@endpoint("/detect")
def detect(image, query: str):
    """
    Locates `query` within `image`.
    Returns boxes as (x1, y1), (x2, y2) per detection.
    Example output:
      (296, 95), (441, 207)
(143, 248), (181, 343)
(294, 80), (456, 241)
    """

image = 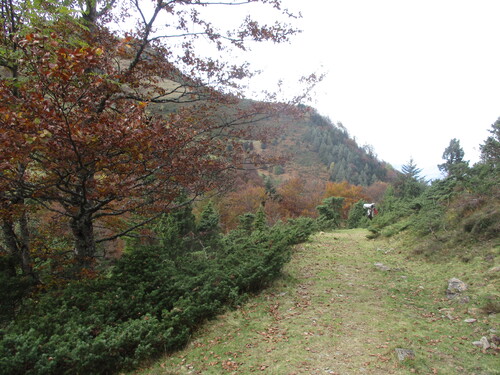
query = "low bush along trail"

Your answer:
(133, 229), (499, 375)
